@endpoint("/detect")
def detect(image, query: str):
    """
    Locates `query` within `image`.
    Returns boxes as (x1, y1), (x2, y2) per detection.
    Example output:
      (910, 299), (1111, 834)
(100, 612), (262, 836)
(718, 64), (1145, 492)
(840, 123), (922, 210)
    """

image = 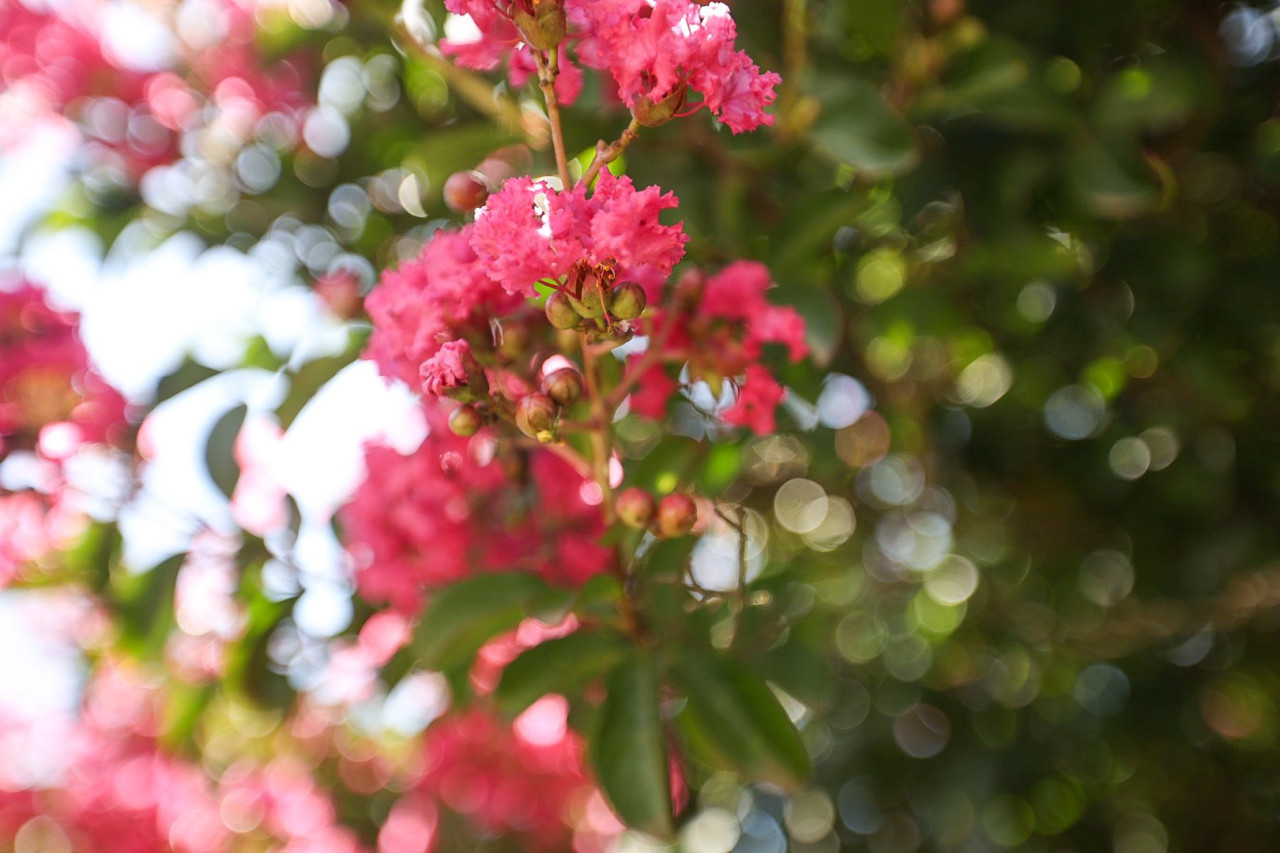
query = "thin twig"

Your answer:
(534, 49), (572, 187)
(605, 305), (682, 410)
(579, 118), (642, 188)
